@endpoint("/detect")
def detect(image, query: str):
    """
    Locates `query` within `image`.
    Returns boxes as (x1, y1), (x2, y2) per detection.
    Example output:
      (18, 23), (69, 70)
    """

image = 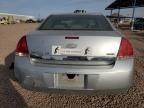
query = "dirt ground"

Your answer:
(0, 23), (144, 108)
